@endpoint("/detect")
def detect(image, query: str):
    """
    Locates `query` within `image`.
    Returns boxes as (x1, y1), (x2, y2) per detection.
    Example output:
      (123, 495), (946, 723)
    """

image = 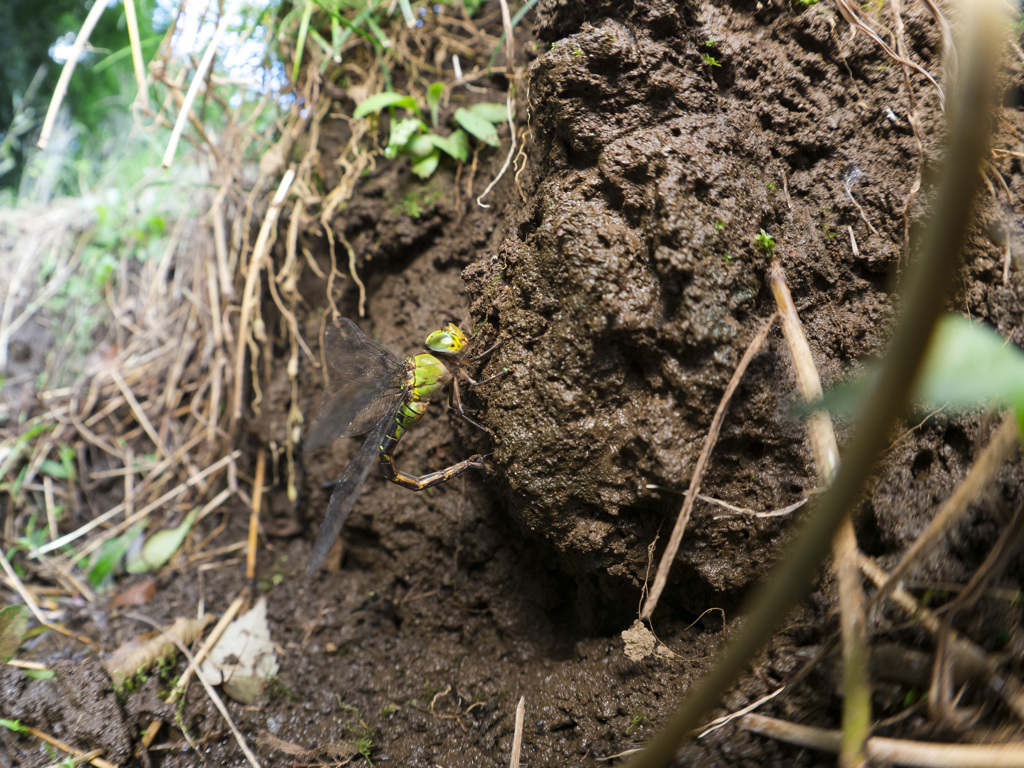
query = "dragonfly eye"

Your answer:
(425, 324), (467, 354)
